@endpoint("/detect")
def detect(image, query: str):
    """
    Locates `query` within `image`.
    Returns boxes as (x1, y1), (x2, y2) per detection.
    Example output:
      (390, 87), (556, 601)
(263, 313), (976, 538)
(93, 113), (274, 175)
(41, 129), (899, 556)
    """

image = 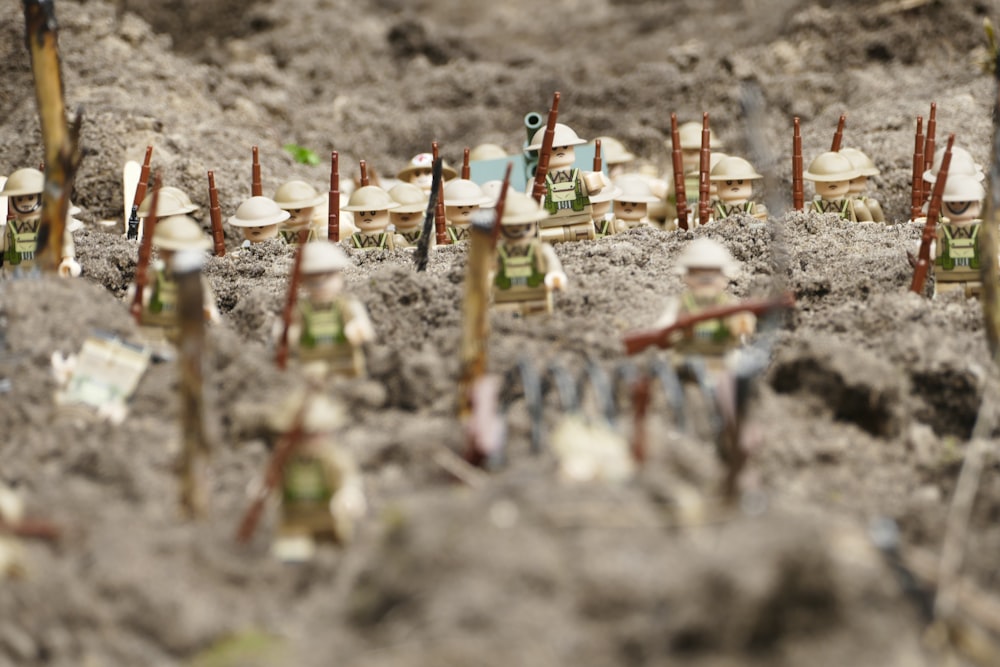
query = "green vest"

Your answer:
(447, 225), (470, 243)
(350, 231), (388, 250)
(282, 455), (333, 505)
(148, 268), (177, 315)
(714, 201), (754, 219)
(4, 215), (41, 267)
(495, 243), (545, 290)
(680, 292), (732, 344)
(299, 300), (348, 349)
(280, 227), (316, 245)
(544, 169), (589, 215)
(811, 198), (851, 220)
(936, 223), (980, 271)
